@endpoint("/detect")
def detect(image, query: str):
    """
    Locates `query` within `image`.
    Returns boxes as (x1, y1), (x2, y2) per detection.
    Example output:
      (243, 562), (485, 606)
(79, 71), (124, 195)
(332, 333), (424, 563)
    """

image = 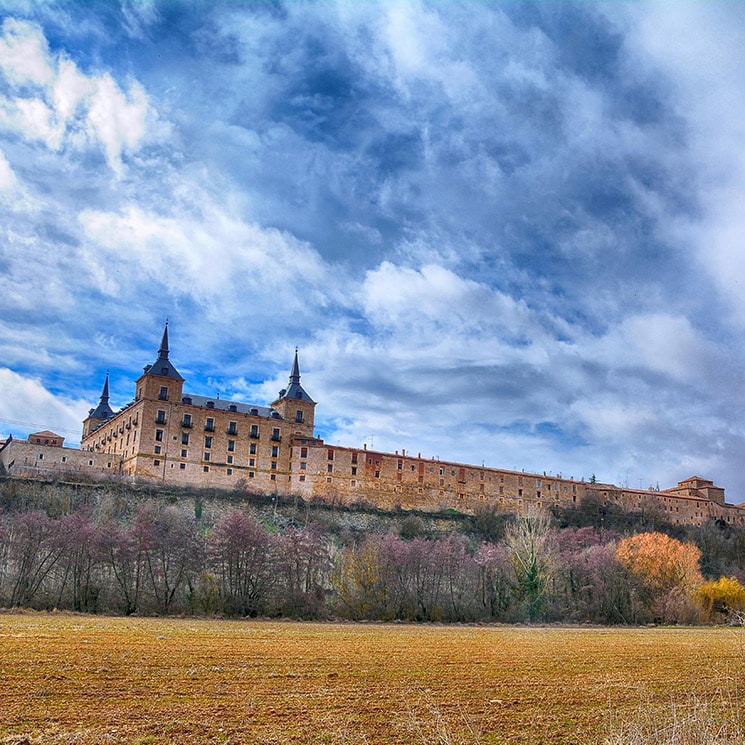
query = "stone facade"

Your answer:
(287, 438), (745, 527)
(80, 324), (315, 495)
(3, 323), (744, 528)
(0, 438), (118, 480)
